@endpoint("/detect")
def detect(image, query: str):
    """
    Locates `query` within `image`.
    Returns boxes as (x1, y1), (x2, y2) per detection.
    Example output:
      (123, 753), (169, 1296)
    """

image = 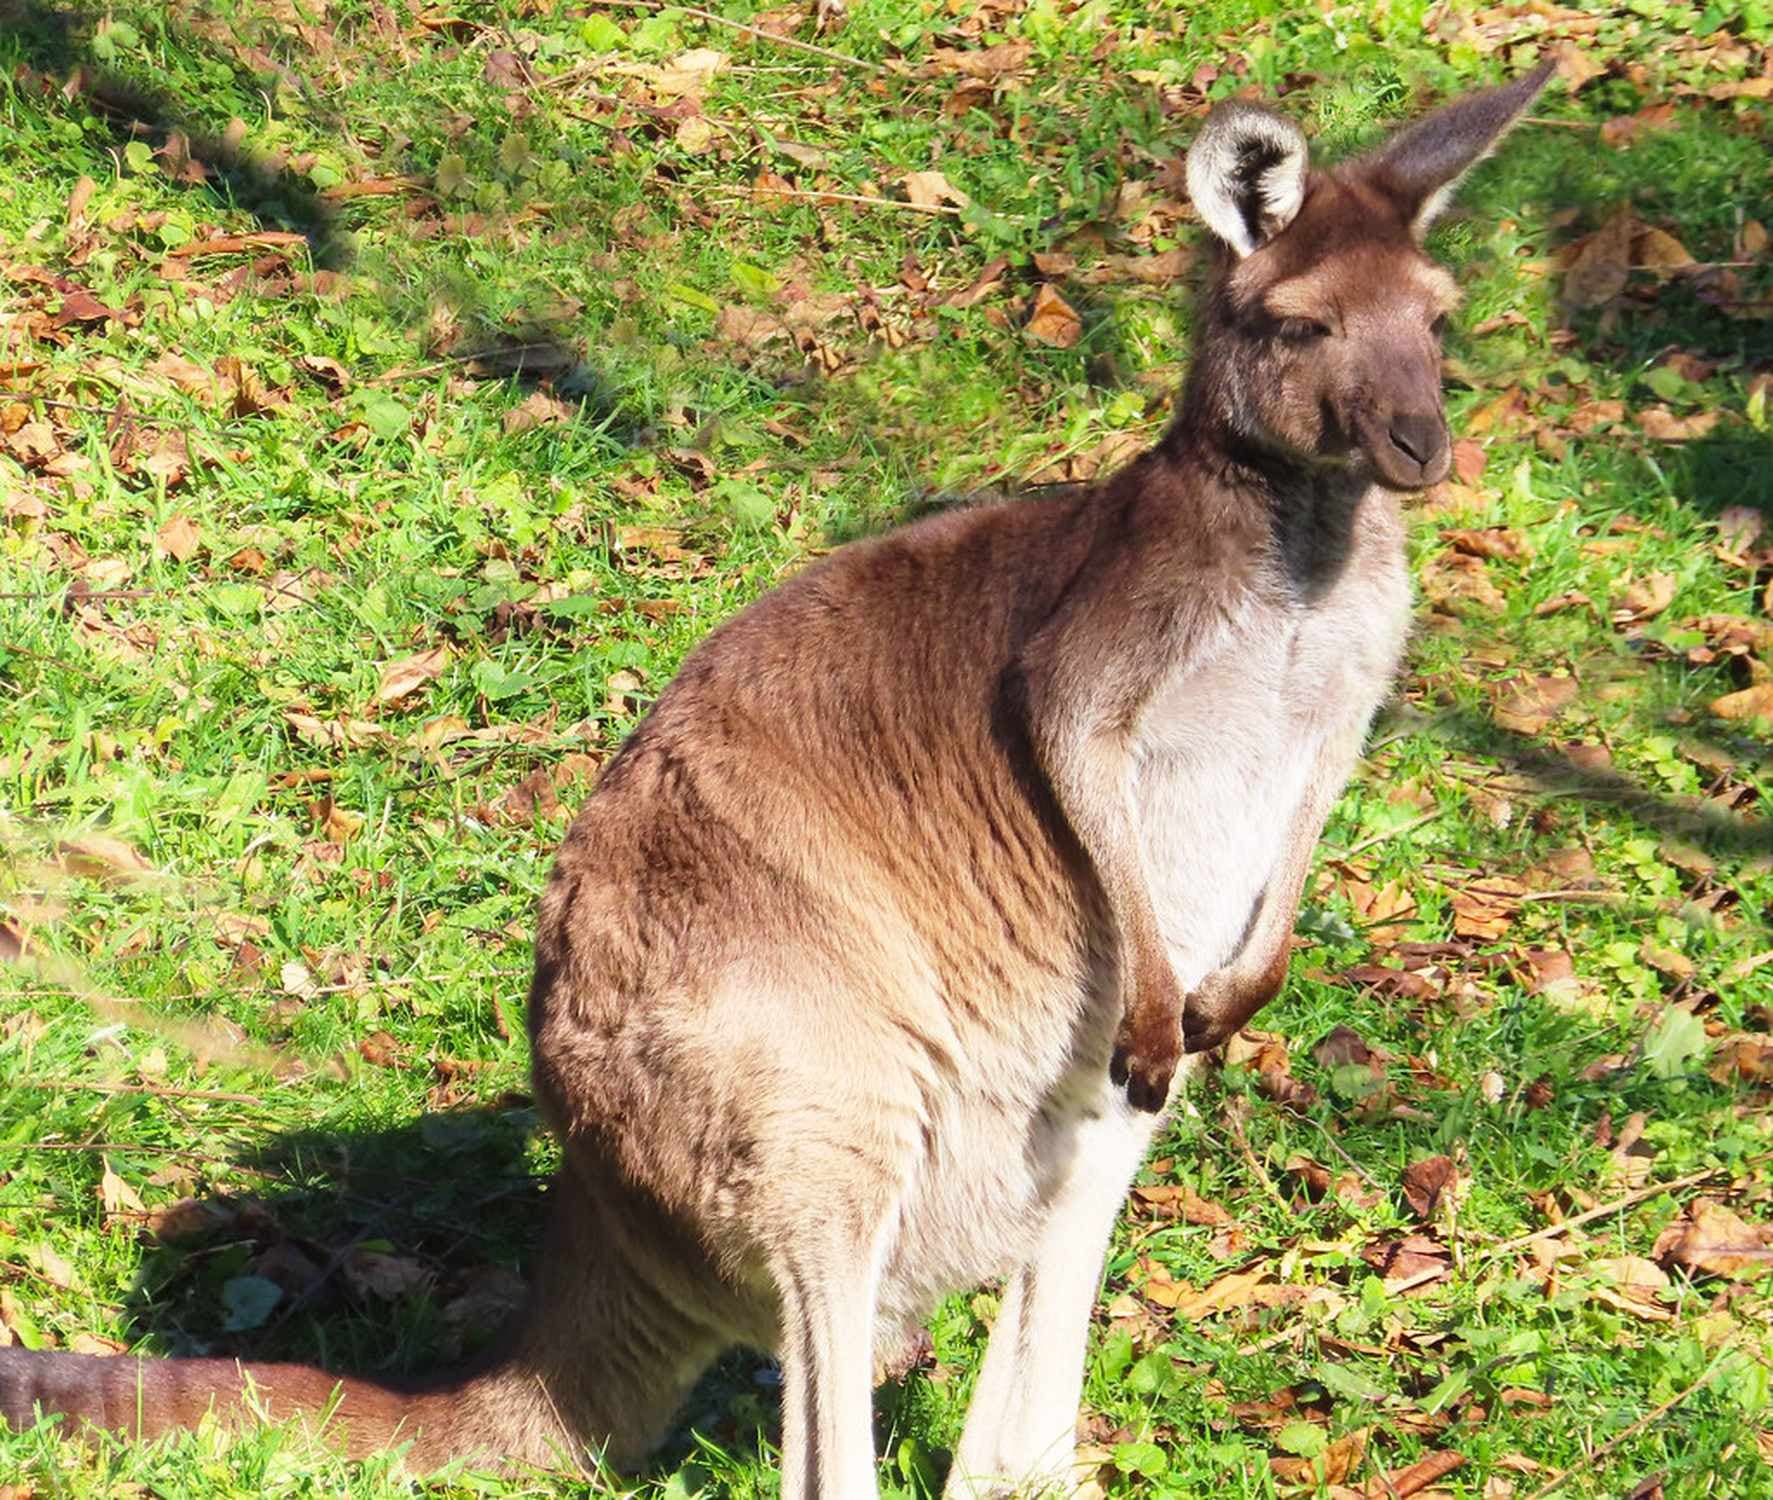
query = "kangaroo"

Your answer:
(2, 62), (1552, 1498)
